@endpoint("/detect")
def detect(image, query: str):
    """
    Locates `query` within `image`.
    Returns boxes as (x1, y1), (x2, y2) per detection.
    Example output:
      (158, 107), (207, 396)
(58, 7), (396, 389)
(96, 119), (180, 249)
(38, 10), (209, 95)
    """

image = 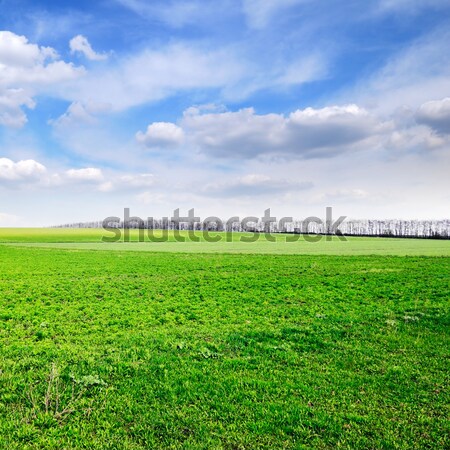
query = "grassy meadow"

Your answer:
(0, 228), (449, 255)
(0, 229), (449, 449)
